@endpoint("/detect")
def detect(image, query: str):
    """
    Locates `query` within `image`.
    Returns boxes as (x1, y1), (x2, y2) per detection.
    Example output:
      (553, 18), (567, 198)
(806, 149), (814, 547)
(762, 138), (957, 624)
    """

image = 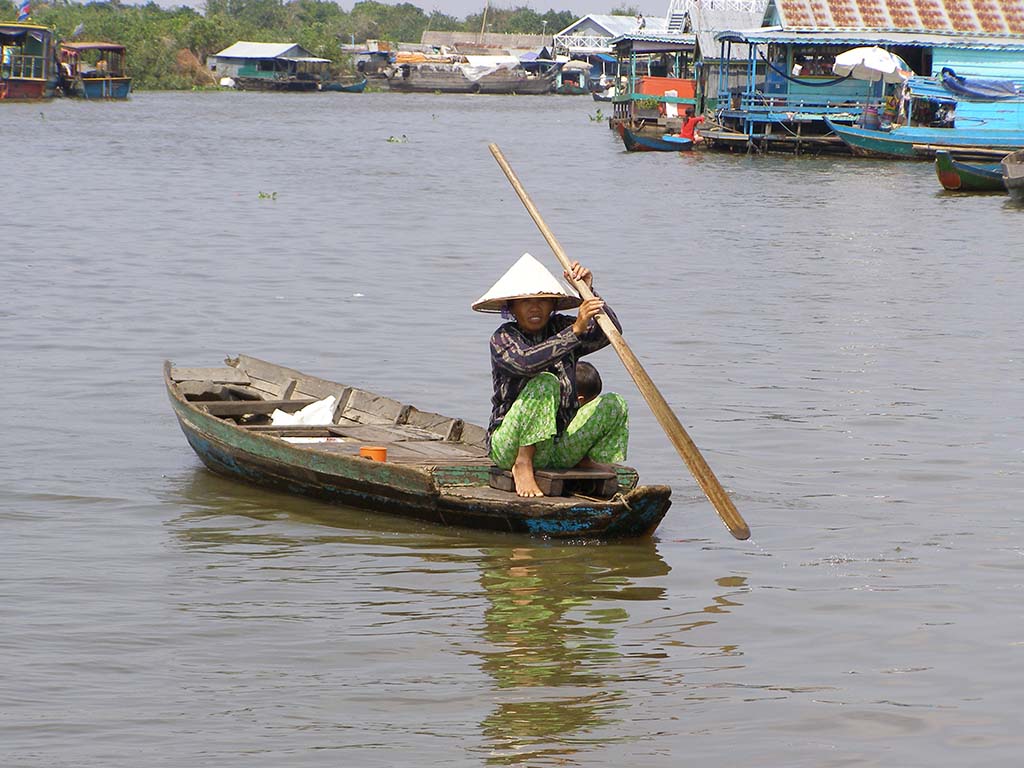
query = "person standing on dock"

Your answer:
(473, 254), (629, 498)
